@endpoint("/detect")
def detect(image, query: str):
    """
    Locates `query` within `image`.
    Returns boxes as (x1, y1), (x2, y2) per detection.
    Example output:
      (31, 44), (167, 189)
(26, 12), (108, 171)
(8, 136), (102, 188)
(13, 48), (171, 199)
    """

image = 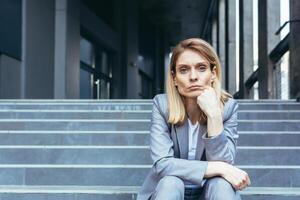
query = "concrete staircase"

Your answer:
(0, 99), (299, 200)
